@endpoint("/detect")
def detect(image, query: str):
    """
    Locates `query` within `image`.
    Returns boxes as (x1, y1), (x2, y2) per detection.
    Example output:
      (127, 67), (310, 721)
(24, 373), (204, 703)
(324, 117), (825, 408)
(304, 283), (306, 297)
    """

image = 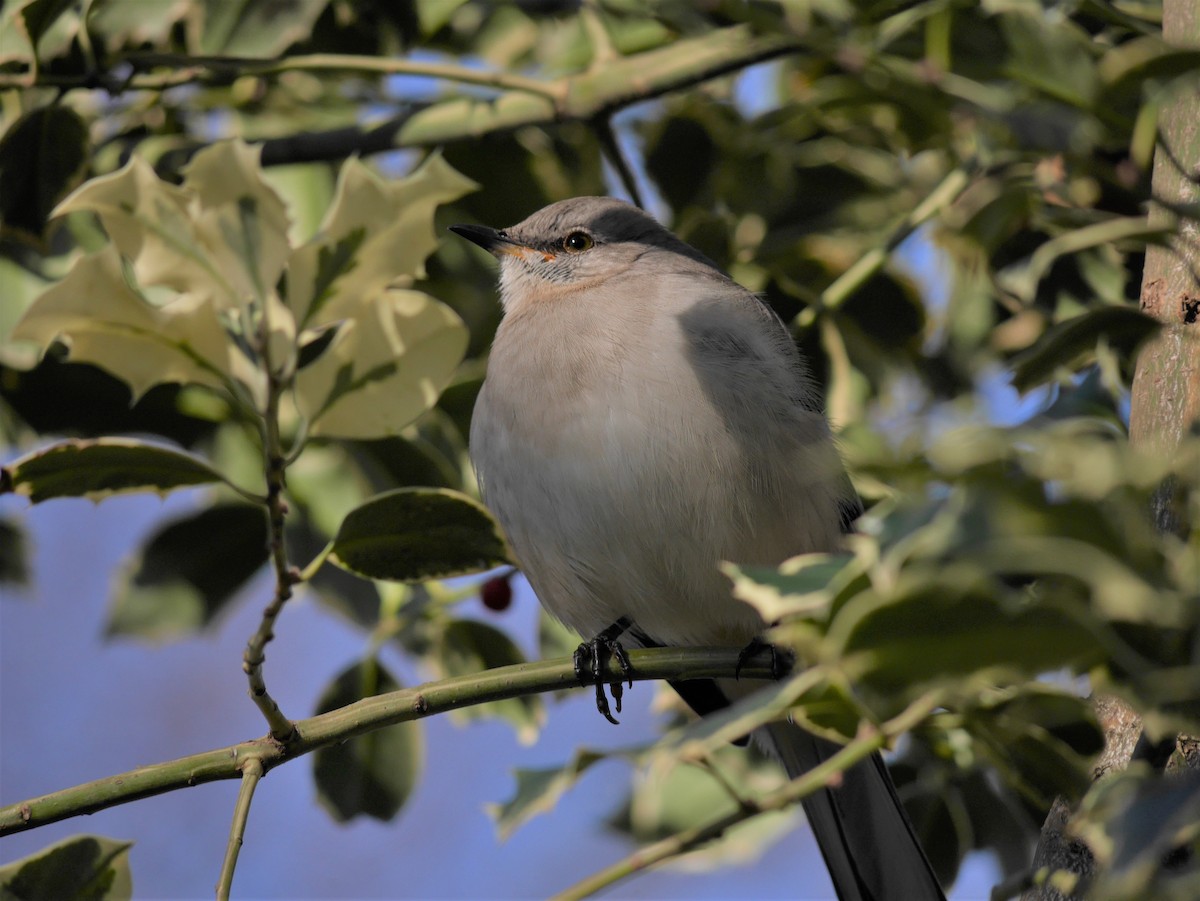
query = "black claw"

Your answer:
(737, 637), (794, 680)
(575, 618), (636, 725)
